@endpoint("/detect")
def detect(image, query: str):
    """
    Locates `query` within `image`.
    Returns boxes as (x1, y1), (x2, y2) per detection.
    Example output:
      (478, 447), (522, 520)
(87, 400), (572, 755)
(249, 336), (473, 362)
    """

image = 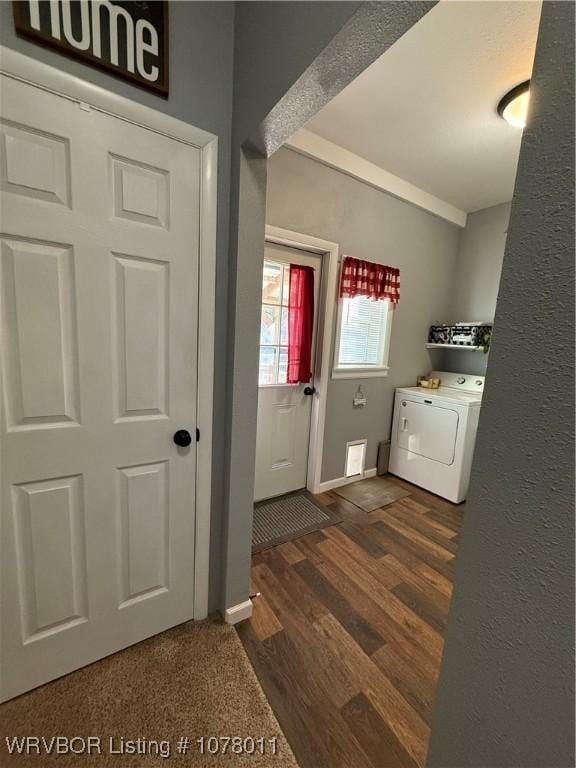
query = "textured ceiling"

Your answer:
(304, 0), (542, 213)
